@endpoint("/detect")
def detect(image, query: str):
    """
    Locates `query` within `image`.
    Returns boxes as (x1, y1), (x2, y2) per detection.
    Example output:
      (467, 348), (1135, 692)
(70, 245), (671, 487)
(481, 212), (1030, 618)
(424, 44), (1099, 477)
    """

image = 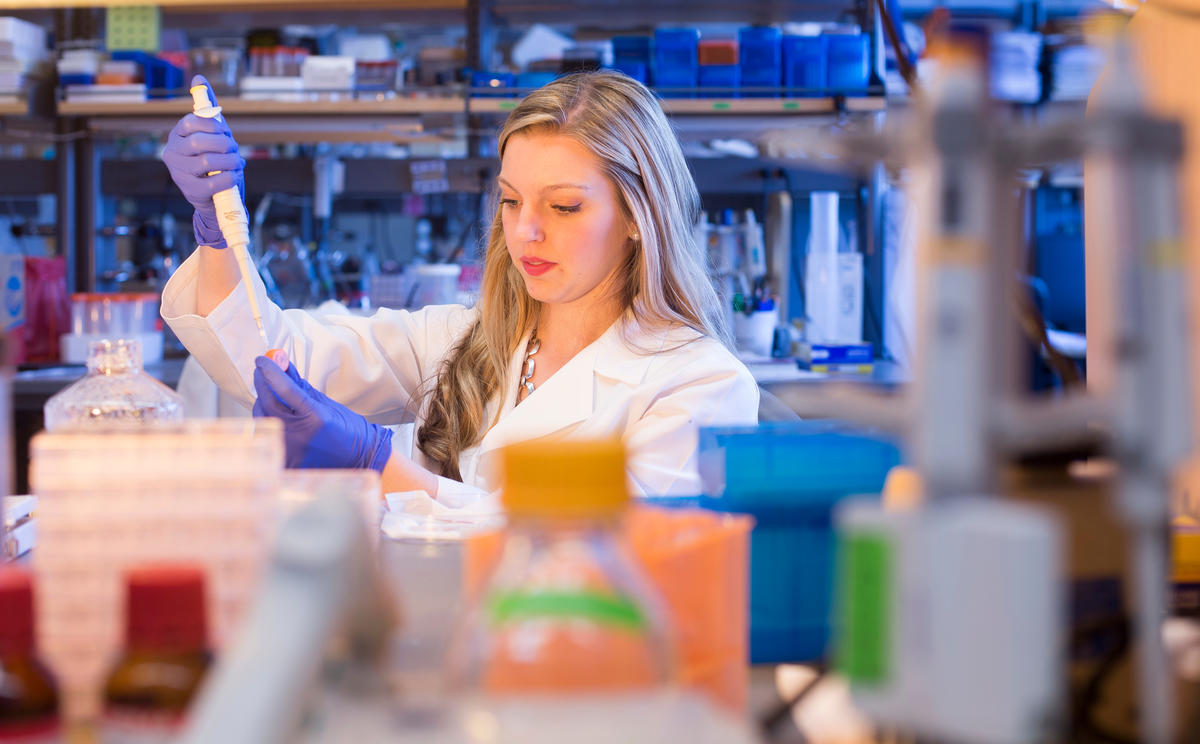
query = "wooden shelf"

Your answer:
(471, 96), (887, 115)
(4, 0), (461, 8)
(0, 102), (29, 117)
(59, 93), (886, 118)
(59, 95), (466, 117)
